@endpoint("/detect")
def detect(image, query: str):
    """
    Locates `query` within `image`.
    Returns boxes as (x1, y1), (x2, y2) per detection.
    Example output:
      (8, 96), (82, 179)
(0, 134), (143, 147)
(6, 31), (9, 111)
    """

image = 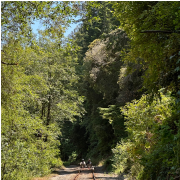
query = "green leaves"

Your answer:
(111, 92), (179, 179)
(1, 1), (80, 43)
(1, 17), (85, 179)
(111, 1), (180, 97)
